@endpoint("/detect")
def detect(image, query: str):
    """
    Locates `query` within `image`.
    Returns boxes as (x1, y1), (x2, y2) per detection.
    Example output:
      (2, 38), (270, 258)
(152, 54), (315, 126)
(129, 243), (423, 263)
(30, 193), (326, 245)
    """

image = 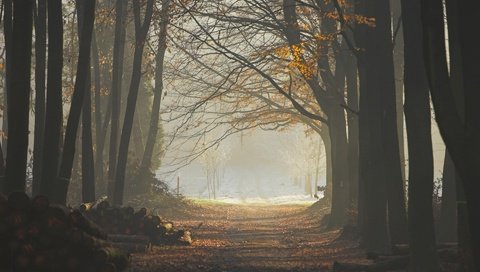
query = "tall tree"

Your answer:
(378, 0), (408, 245)
(40, 0), (63, 198)
(5, 0), (33, 193)
(77, 0), (96, 202)
(401, 0), (440, 270)
(420, 0), (480, 270)
(113, 0), (154, 205)
(138, 0), (171, 193)
(32, 0), (47, 196)
(108, 0), (127, 198)
(1, 0), (12, 162)
(54, 0), (96, 205)
(92, 32), (105, 190)
(283, 0), (350, 227)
